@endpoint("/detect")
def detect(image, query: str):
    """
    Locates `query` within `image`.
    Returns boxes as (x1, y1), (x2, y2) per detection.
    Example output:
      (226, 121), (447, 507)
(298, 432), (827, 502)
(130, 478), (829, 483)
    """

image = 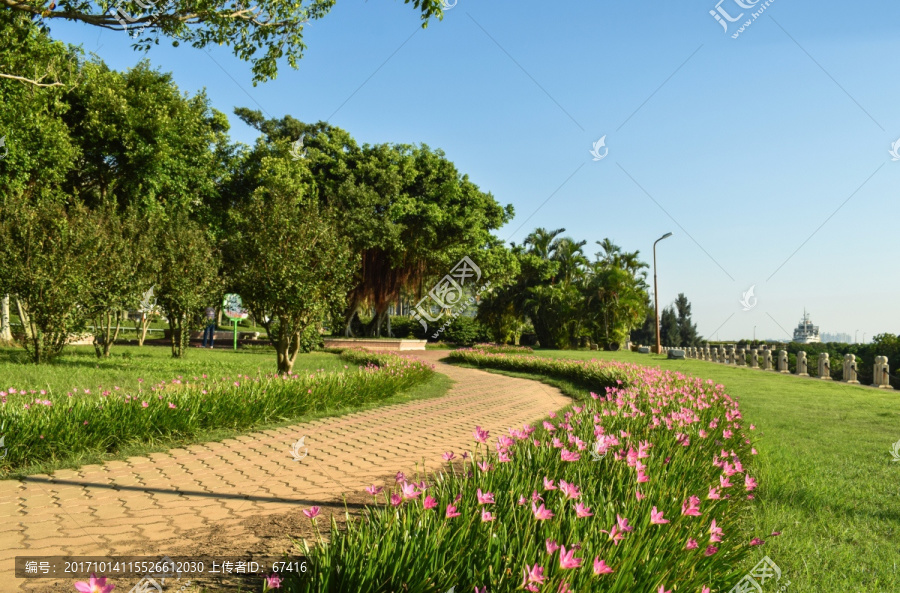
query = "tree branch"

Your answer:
(0, 72), (63, 87)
